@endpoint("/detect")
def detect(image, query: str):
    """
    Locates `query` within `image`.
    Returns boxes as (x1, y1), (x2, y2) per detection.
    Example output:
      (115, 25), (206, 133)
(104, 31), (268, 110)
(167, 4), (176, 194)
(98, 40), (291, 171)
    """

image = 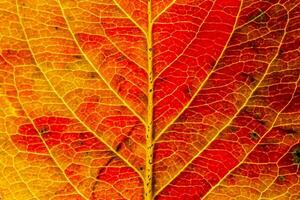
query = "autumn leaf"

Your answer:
(0, 0), (299, 199)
